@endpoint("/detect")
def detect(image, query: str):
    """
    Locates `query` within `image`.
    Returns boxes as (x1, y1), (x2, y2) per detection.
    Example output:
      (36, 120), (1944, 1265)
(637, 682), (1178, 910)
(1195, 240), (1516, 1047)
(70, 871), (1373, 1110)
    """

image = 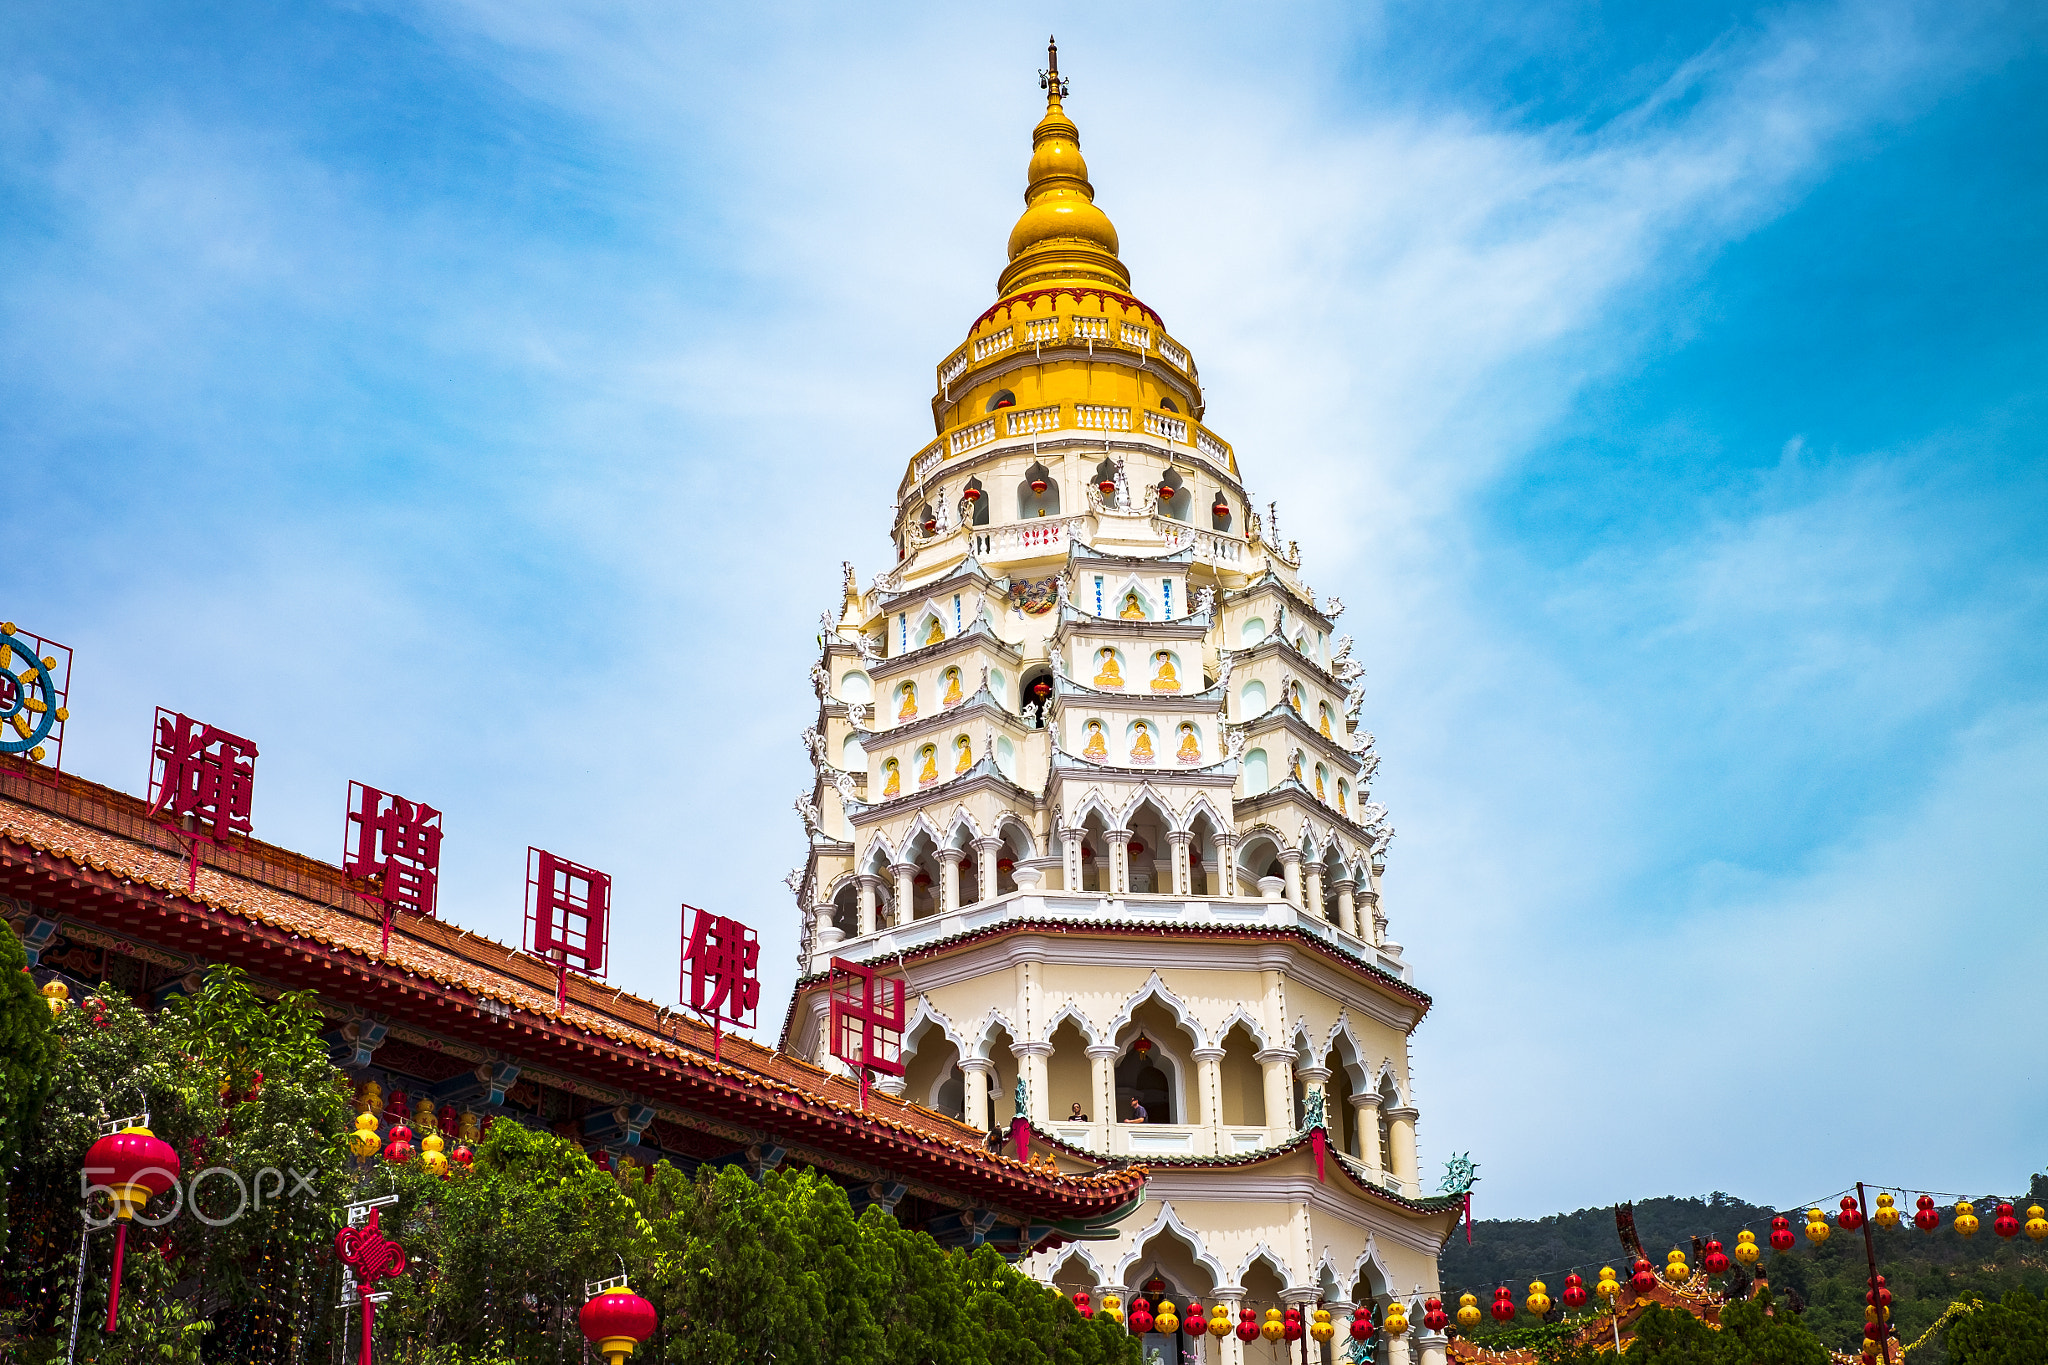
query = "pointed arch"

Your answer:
(1067, 789), (1119, 832)
(1176, 791), (1231, 835)
(1114, 782), (1176, 831)
(859, 833), (898, 876)
(968, 1008), (1019, 1062)
(992, 812), (1036, 859)
(1108, 572), (1159, 622)
(1322, 1013), (1372, 1091)
(899, 996), (970, 1062)
(1110, 1202), (1231, 1289)
(911, 605), (948, 647)
(1215, 1005), (1269, 1051)
(943, 807), (983, 850)
(1350, 1238), (1395, 1301)
(1034, 999), (1099, 1047)
(1102, 971), (1209, 1049)
(1047, 1244), (1105, 1289)
(1230, 1244), (1297, 1294)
